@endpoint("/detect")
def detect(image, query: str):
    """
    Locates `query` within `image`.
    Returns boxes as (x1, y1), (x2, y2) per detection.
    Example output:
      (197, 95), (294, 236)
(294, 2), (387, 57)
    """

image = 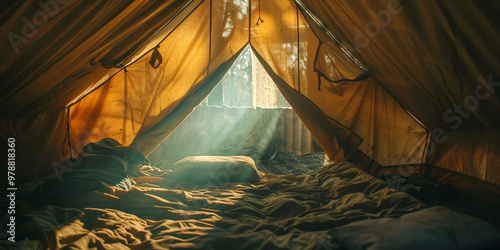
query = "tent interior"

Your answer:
(1, 0), (500, 248)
